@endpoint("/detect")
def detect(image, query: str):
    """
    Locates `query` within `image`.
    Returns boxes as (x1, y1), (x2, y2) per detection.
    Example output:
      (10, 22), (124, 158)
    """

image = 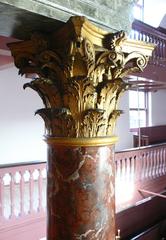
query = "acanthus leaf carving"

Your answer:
(8, 16), (151, 138)
(82, 39), (95, 77)
(107, 110), (123, 136)
(23, 78), (62, 108)
(36, 108), (76, 137)
(81, 109), (106, 137)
